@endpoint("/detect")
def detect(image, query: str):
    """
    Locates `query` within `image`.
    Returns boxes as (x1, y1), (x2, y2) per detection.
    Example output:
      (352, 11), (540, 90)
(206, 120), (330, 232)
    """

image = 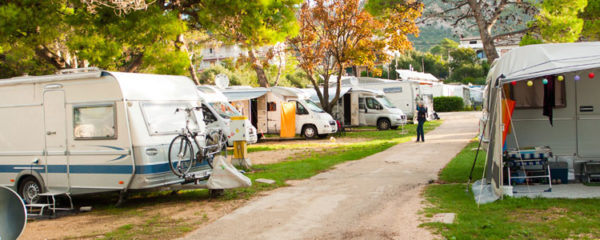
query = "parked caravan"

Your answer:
(304, 86), (407, 130)
(196, 86), (258, 146)
(442, 84), (472, 108)
(220, 86), (269, 136)
(0, 69), (217, 203)
(223, 87), (337, 138)
(479, 42), (600, 201)
(331, 76), (433, 120)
